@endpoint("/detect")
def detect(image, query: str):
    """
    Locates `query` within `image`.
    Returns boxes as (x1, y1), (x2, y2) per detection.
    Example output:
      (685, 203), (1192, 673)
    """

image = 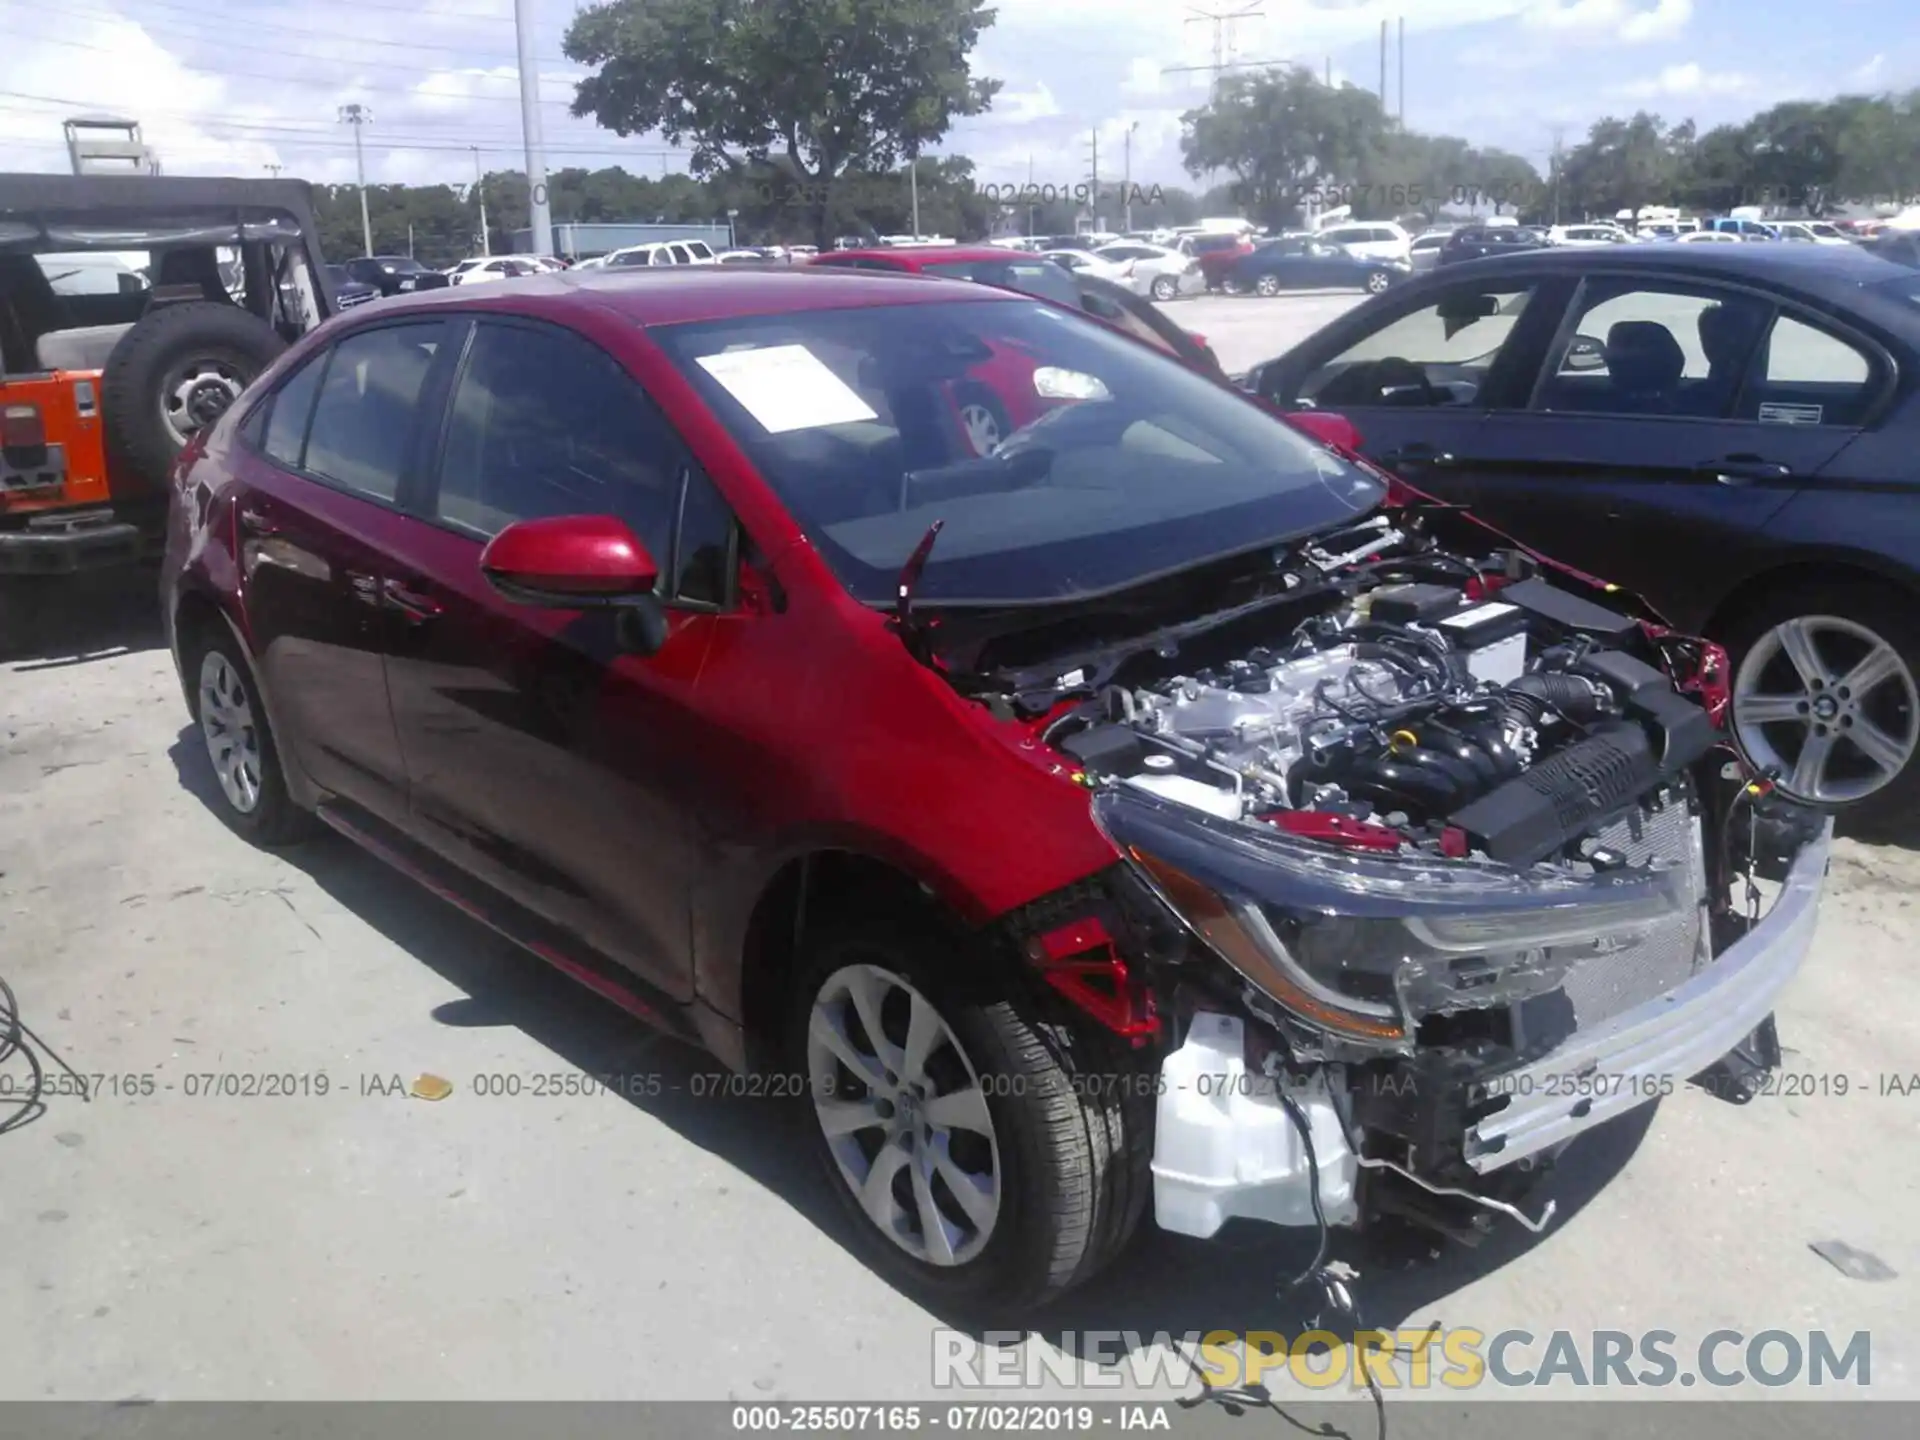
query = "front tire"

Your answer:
(1726, 580), (1920, 829)
(1254, 274), (1282, 297)
(189, 632), (314, 846)
(1364, 269), (1393, 294)
(1150, 275), (1178, 301)
(789, 919), (1152, 1315)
